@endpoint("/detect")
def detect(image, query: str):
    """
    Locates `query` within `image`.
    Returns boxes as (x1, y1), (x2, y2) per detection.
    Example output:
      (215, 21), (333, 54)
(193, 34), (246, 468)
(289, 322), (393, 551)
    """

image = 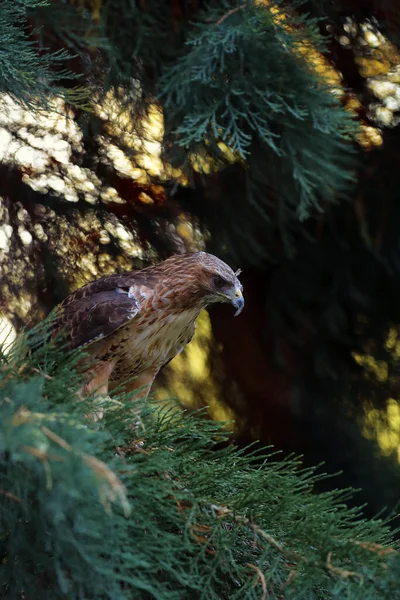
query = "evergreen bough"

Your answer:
(1, 323), (399, 599)
(0, 0), (85, 108)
